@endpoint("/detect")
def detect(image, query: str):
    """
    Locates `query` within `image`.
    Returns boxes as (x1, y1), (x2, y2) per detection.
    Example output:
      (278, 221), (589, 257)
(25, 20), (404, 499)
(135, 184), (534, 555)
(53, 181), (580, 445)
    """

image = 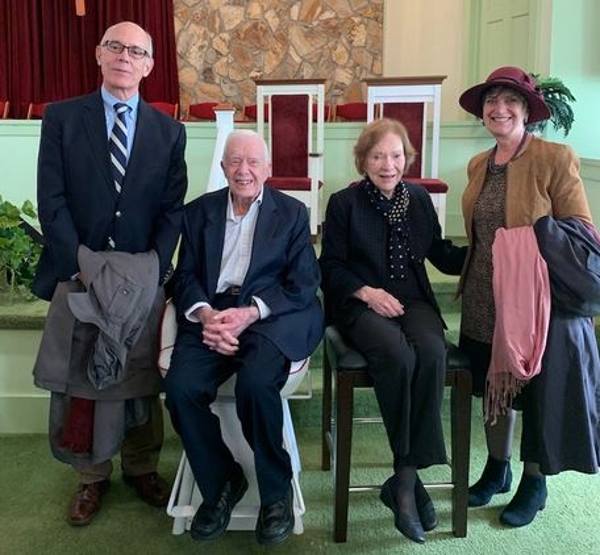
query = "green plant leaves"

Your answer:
(528, 74), (576, 137)
(0, 195), (42, 298)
